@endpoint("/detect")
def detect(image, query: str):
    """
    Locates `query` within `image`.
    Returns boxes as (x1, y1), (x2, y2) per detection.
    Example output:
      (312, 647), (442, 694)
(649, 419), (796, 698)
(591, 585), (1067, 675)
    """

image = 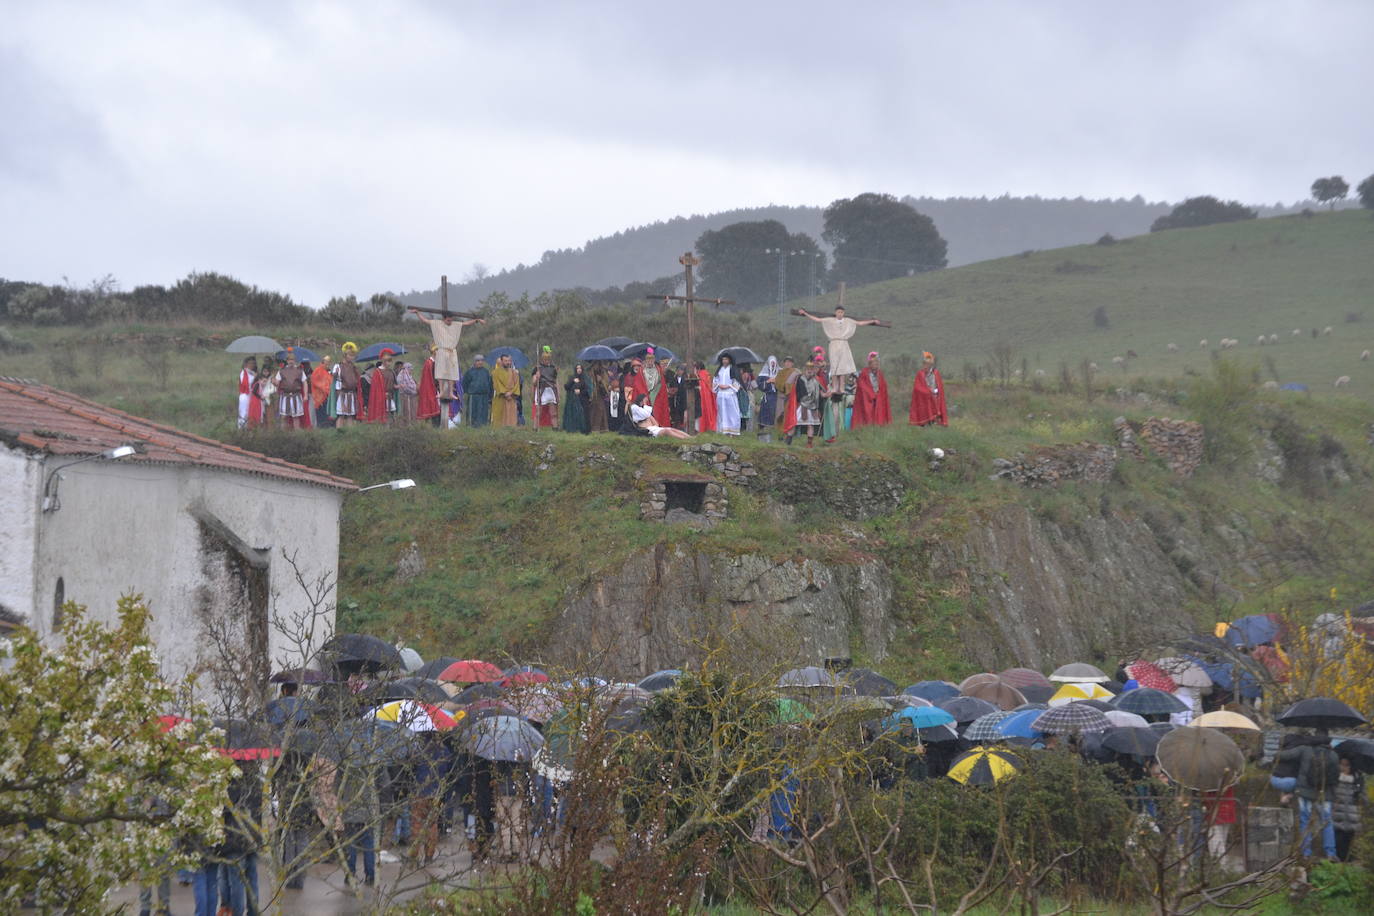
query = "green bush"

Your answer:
(1186, 359), (1258, 468)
